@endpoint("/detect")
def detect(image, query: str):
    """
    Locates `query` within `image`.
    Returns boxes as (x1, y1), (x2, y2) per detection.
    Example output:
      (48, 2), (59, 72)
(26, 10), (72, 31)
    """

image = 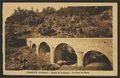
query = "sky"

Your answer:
(3, 3), (84, 22)
(3, 3), (114, 24)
